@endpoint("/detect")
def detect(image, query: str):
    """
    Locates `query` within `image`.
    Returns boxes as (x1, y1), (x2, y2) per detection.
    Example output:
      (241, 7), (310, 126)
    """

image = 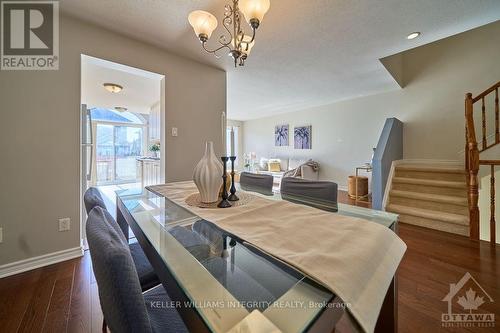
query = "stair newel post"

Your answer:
(466, 93), (480, 240)
(490, 165), (496, 244)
